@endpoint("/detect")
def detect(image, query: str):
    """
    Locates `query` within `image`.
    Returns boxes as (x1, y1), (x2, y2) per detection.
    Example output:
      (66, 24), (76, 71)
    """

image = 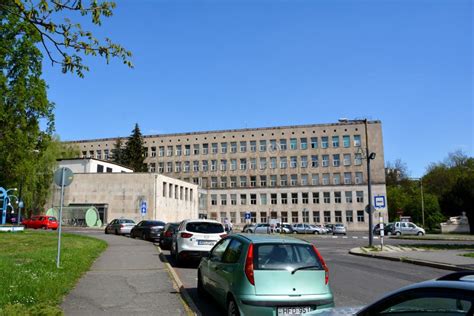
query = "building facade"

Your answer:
(68, 120), (387, 230)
